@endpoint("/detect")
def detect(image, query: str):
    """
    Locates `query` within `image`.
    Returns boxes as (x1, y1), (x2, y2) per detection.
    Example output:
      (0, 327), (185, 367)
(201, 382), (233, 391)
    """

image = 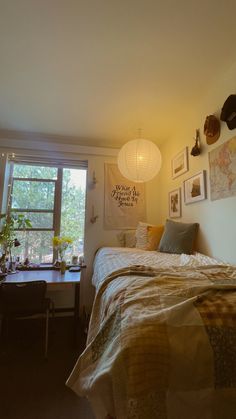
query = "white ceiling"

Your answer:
(1, 0), (236, 148)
